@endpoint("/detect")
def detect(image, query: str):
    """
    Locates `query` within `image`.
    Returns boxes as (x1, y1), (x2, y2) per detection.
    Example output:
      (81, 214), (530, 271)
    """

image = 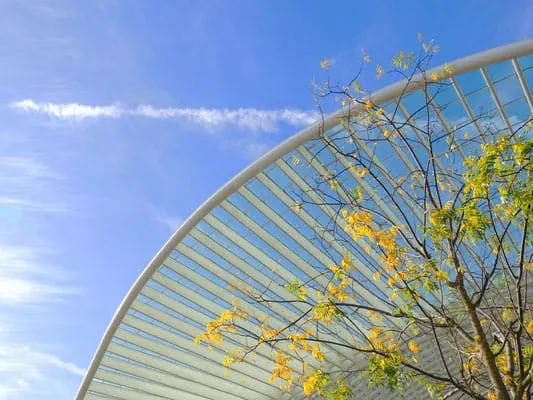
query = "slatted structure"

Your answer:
(77, 40), (533, 400)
